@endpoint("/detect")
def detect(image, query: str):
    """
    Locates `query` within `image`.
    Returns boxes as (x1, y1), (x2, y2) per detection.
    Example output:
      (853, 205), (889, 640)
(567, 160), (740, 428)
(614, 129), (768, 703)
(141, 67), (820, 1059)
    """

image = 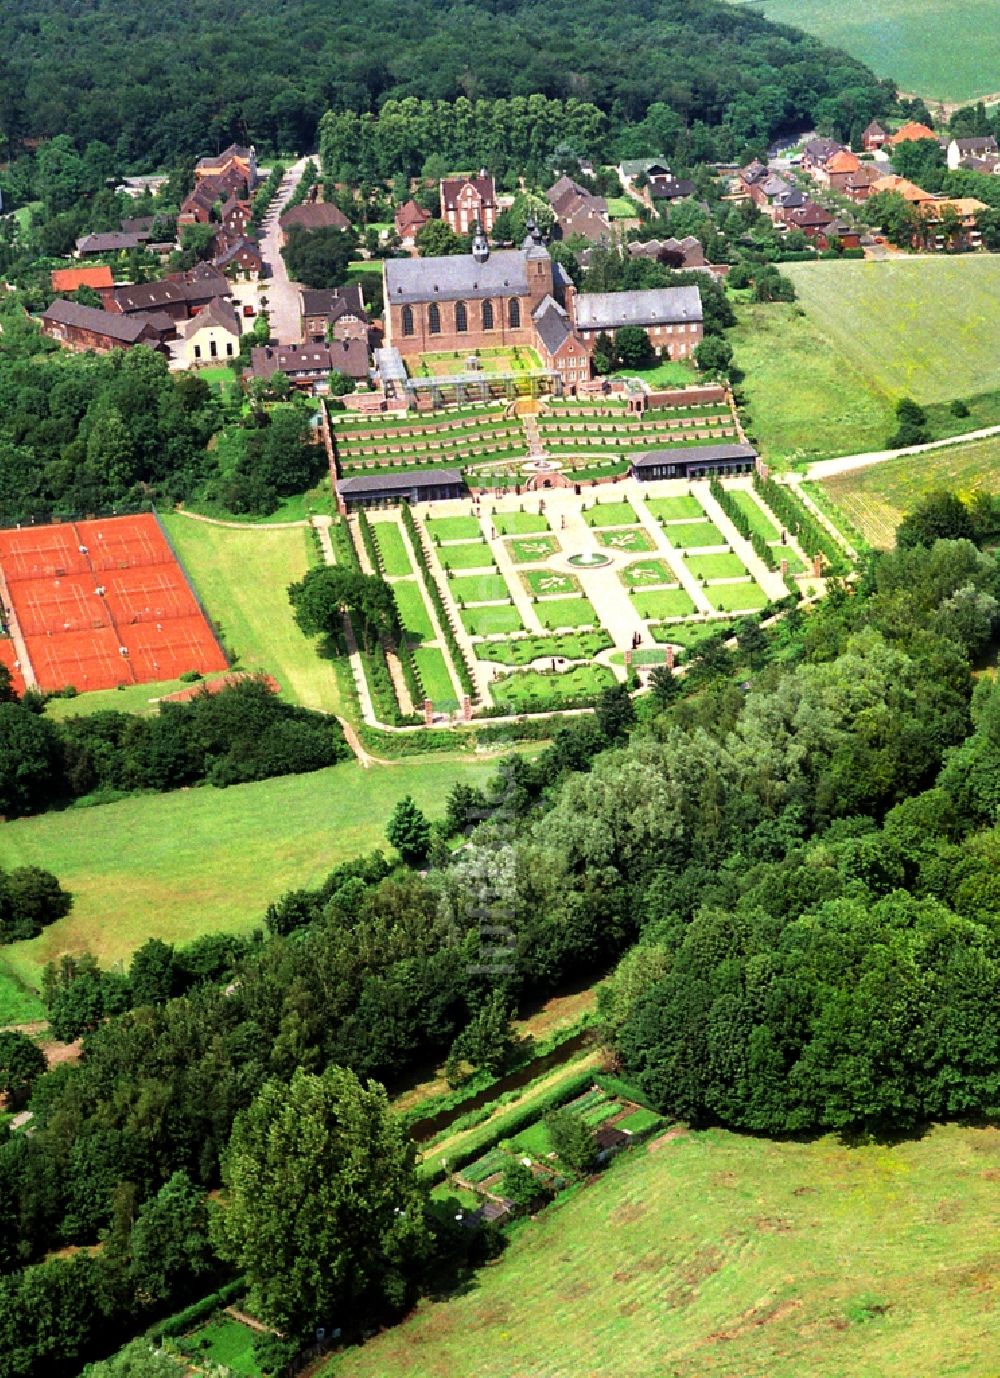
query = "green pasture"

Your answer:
(663, 520), (726, 549)
(643, 494), (706, 522)
(508, 535), (560, 563)
(727, 0), (1000, 102)
(162, 515), (341, 714)
(0, 964), (47, 1026)
(460, 604), (524, 637)
(685, 552), (748, 581)
(330, 1122), (1000, 1378)
(535, 597), (599, 630)
(491, 511), (549, 535)
(449, 573), (511, 604)
(631, 588), (697, 620)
